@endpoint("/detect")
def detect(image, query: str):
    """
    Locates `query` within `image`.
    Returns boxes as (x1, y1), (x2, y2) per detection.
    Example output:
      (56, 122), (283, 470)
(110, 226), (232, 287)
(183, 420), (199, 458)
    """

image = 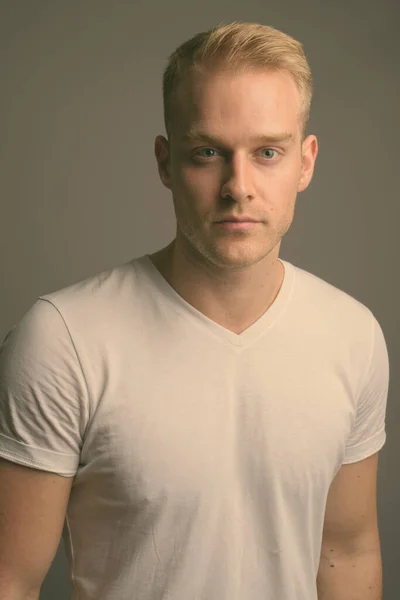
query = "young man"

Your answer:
(0, 22), (389, 600)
